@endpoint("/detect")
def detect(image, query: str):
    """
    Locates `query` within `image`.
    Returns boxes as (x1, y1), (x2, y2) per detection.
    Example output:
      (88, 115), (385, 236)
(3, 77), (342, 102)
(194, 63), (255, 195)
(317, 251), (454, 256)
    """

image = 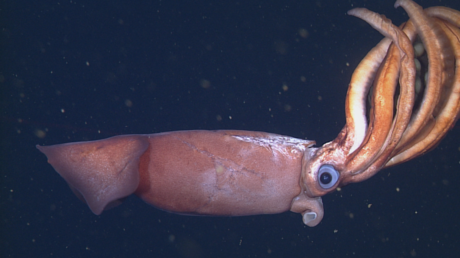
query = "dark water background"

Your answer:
(2, 0), (460, 257)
